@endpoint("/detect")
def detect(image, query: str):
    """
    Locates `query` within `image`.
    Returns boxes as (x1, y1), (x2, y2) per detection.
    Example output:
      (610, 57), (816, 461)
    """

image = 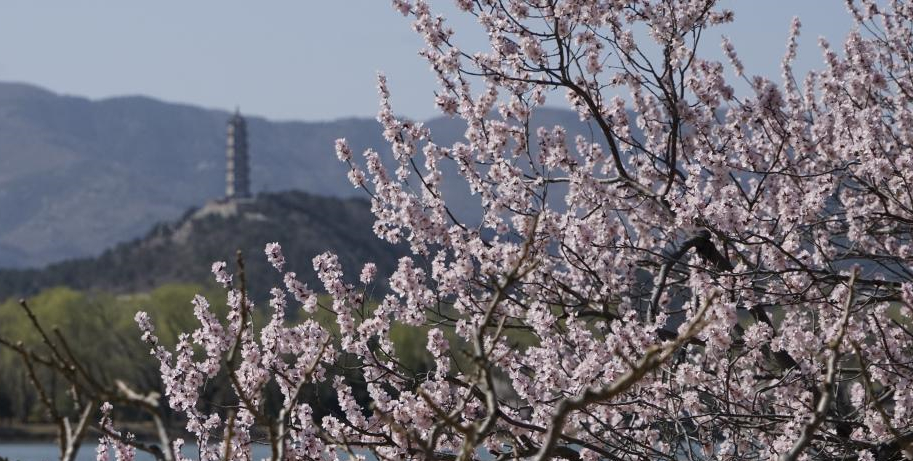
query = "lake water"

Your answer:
(0, 442), (273, 461)
(0, 442), (497, 461)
